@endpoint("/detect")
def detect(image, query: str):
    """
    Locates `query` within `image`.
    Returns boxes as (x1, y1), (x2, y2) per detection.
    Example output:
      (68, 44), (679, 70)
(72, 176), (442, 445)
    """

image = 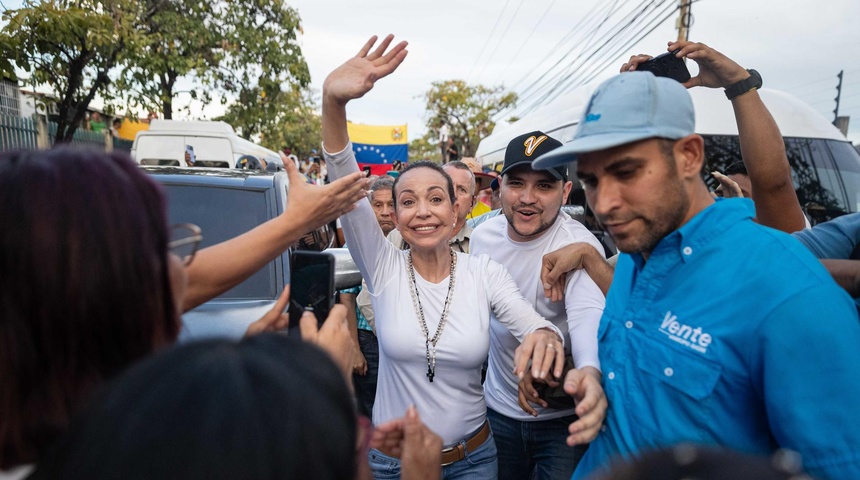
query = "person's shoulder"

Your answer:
(385, 228), (404, 246)
(714, 220), (838, 295)
(553, 215), (604, 251)
(471, 213), (507, 239)
(556, 215), (597, 238)
(459, 250), (504, 275)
